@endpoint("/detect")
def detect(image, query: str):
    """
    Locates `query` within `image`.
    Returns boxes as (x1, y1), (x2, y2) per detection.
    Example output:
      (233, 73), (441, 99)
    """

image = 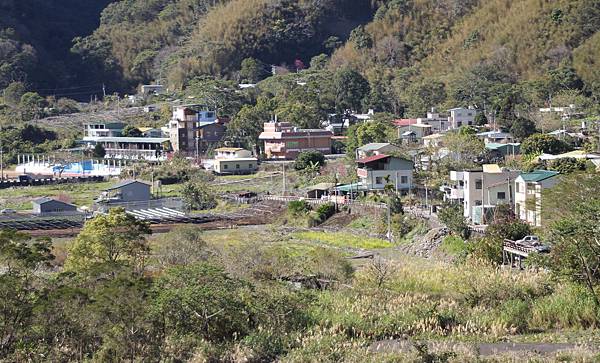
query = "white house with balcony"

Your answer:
(356, 154), (414, 192)
(82, 123), (170, 161)
(418, 108), (451, 132)
(514, 170), (559, 227)
(441, 165), (520, 224)
(83, 122), (126, 138)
